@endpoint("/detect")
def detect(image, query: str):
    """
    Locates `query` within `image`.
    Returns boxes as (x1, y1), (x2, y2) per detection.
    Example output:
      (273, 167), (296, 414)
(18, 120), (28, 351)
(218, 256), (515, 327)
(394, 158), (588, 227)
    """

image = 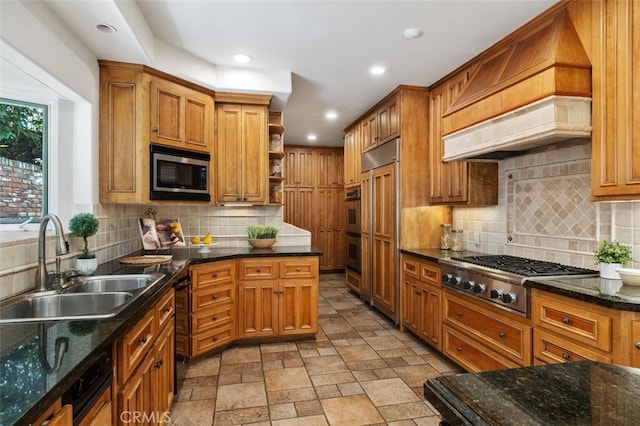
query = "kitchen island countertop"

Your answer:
(424, 360), (640, 425)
